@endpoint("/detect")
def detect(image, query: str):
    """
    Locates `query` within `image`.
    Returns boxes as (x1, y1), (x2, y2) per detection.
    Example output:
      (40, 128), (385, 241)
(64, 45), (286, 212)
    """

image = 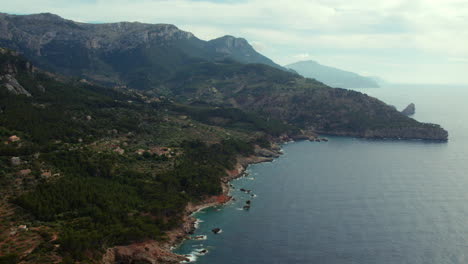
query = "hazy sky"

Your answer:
(3, 0), (468, 84)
